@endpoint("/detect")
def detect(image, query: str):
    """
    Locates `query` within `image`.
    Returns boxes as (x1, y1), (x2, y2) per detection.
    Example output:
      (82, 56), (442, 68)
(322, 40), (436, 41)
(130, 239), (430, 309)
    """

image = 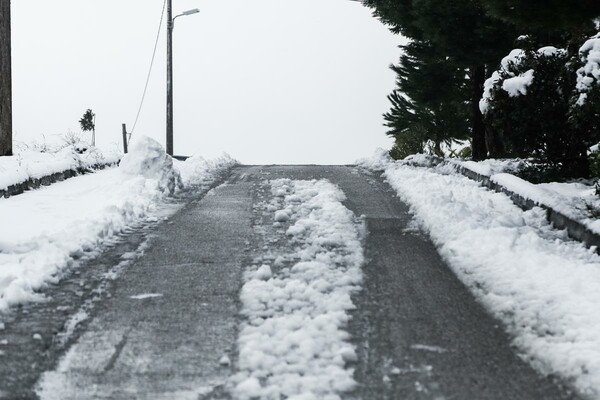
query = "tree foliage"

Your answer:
(364, 0), (517, 160)
(79, 109), (95, 133)
(364, 0), (515, 65)
(482, 31), (600, 178)
(483, 48), (574, 164)
(364, 0), (600, 178)
(384, 41), (469, 158)
(481, 0), (600, 30)
(79, 109), (96, 147)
